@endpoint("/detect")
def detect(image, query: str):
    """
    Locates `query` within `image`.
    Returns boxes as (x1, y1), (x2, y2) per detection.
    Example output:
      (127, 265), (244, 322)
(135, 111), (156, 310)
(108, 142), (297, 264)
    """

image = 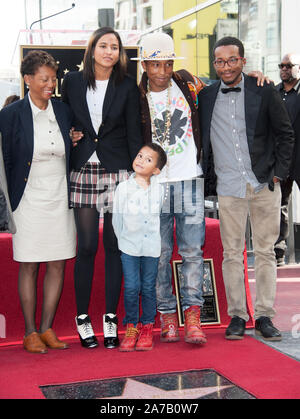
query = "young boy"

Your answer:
(112, 143), (167, 351)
